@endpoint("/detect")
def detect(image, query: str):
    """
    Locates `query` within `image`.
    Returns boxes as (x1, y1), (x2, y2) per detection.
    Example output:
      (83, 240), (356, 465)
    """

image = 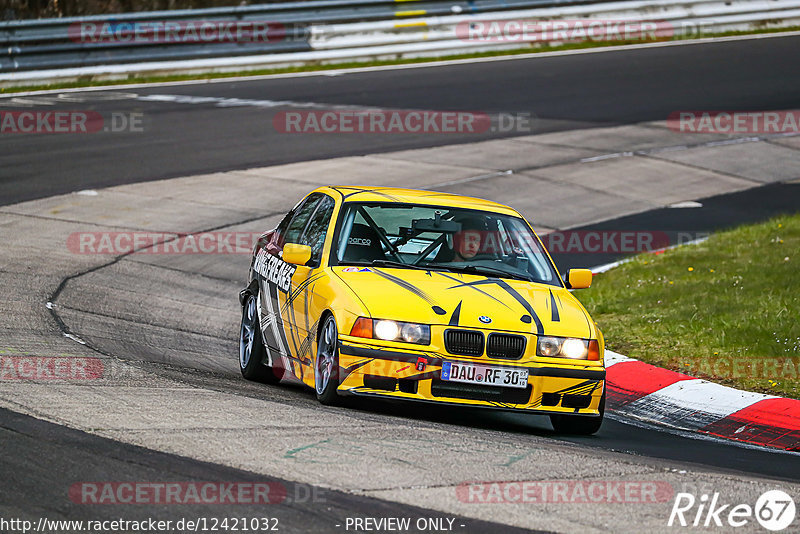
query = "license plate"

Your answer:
(441, 361), (528, 389)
